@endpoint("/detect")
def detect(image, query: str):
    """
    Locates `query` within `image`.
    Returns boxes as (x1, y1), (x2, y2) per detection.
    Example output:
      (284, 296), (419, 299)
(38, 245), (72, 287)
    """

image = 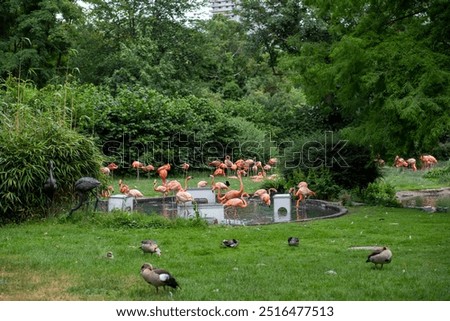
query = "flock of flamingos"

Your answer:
(97, 153), (438, 219)
(99, 156), (316, 220)
(381, 154), (438, 171)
